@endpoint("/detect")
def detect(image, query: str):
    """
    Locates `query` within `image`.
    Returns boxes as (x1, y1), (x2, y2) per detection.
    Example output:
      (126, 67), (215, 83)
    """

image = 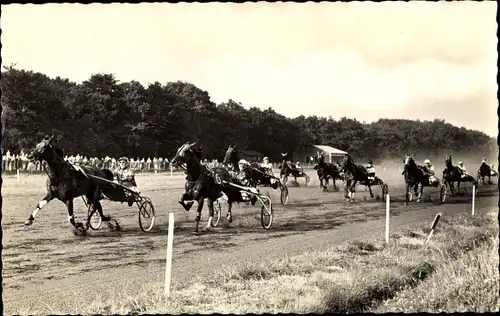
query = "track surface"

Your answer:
(2, 168), (497, 313)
